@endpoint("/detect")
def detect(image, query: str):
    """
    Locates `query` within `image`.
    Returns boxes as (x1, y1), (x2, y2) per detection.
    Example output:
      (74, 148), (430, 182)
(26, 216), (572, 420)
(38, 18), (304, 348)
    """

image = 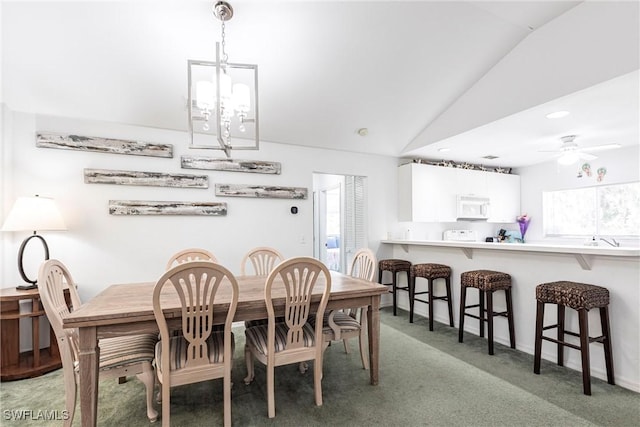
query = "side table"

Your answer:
(0, 286), (69, 381)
